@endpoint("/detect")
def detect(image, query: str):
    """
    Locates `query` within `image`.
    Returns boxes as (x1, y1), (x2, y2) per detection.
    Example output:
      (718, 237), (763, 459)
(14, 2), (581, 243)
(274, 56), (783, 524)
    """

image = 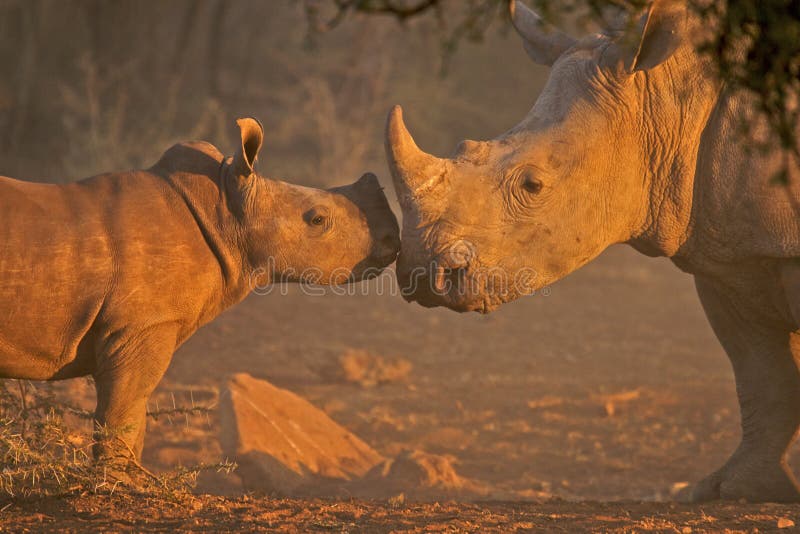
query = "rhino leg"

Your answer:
(692, 276), (800, 502)
(92, 327), (176, 461)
